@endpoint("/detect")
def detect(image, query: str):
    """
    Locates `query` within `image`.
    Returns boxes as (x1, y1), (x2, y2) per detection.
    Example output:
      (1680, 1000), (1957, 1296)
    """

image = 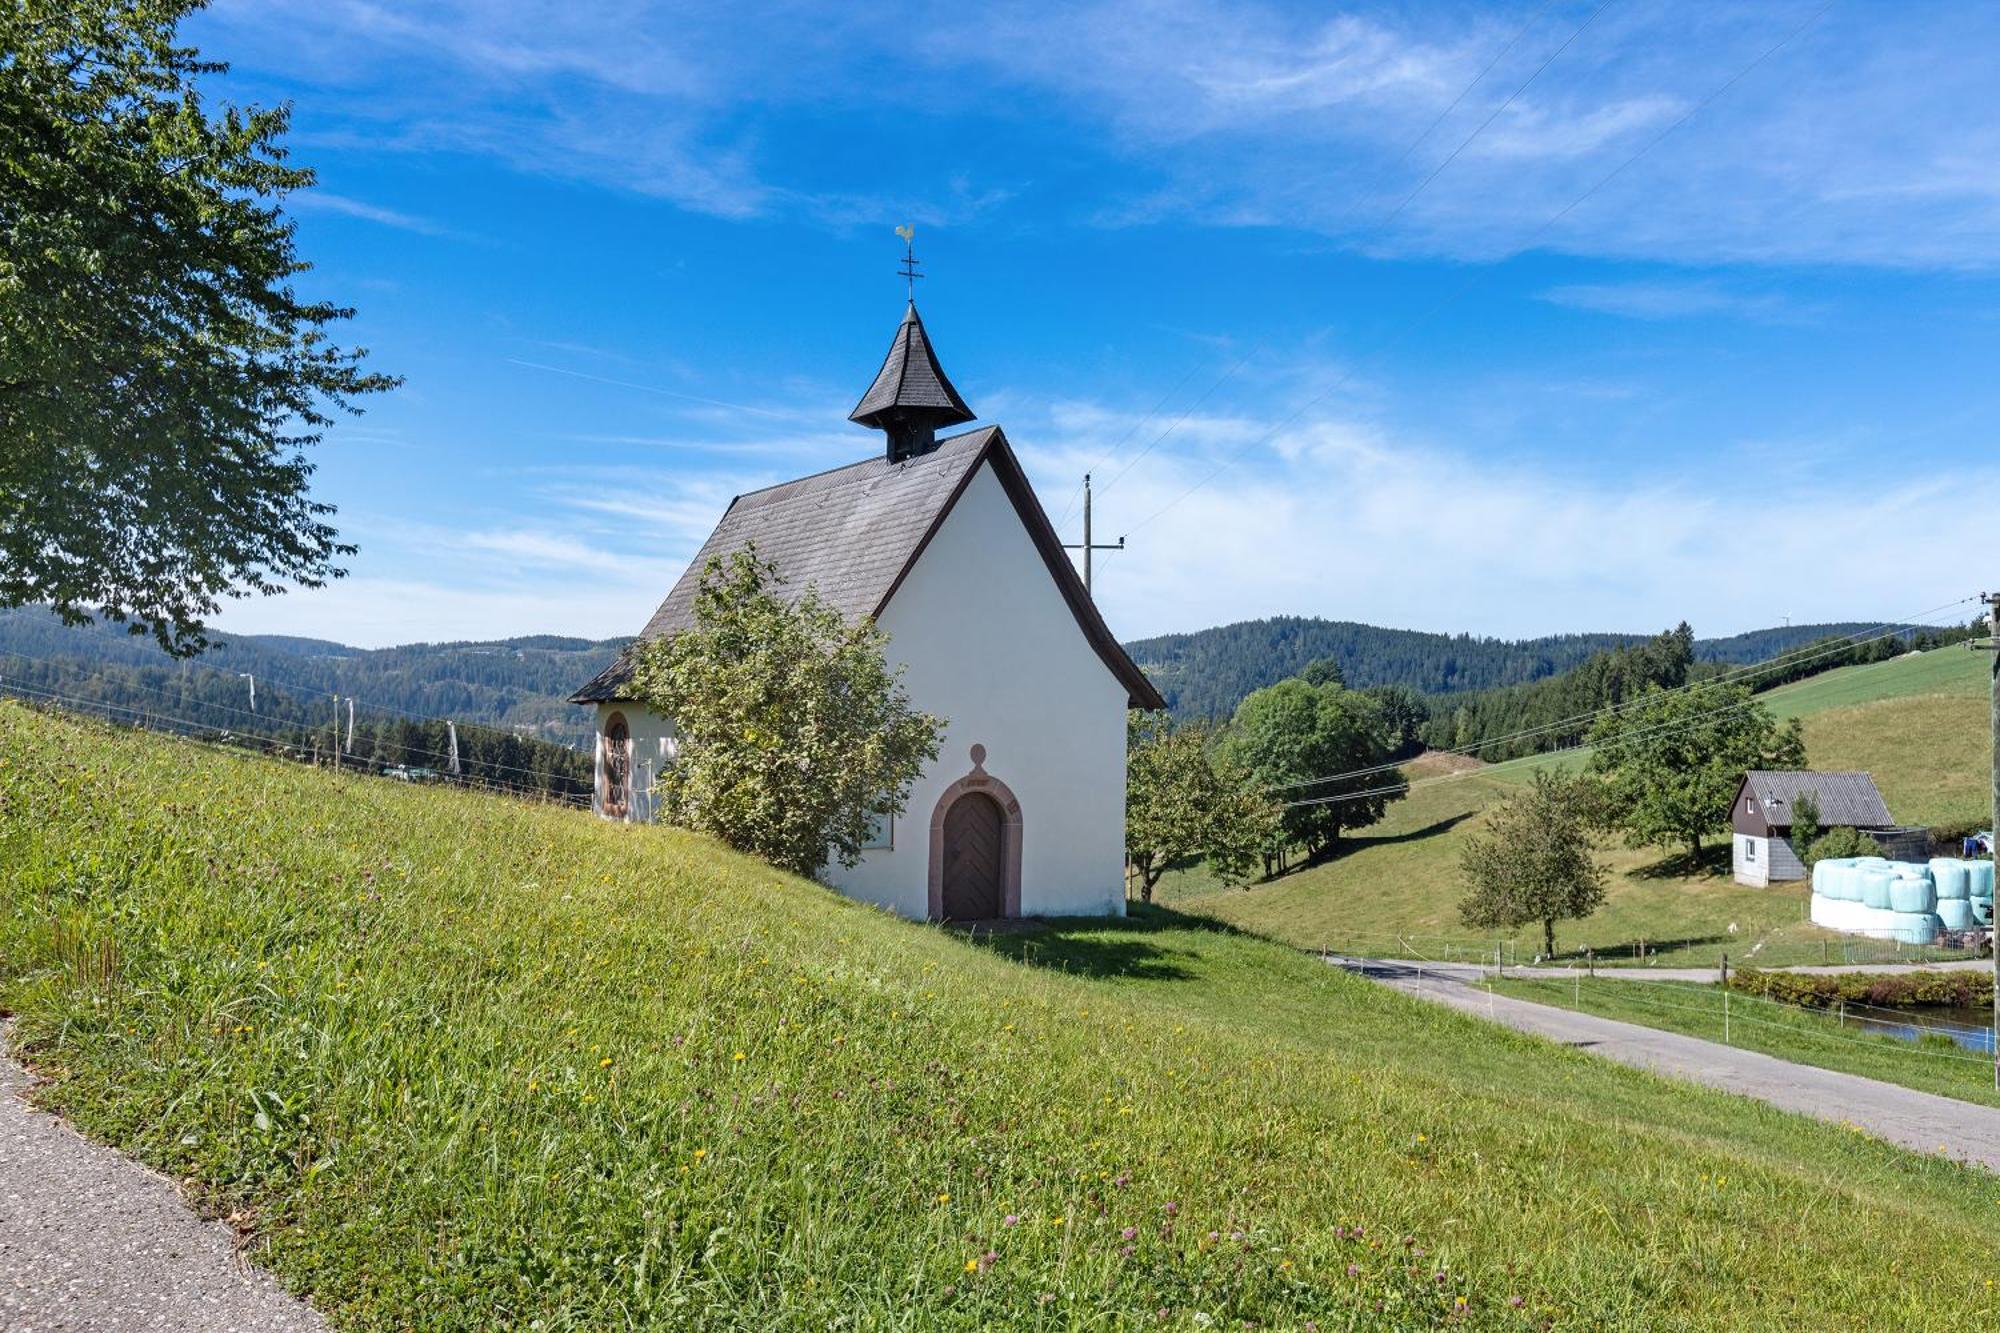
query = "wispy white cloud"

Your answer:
(1536, 279), (1813, 323)
(287, 191), (458, 236)
(203, 0), (2000, 268)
